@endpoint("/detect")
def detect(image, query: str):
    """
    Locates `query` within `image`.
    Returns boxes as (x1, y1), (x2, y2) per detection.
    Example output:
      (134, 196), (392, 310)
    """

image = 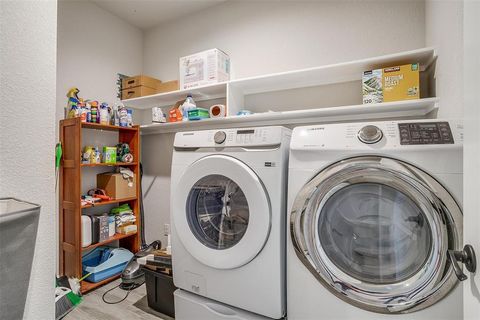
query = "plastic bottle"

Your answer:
(127, 109), (133, 127)
(181, 94), (196, 121)
(119, 106), (128, 127)
(99, 103), (109, 125)
(112, 102), (123, 126)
